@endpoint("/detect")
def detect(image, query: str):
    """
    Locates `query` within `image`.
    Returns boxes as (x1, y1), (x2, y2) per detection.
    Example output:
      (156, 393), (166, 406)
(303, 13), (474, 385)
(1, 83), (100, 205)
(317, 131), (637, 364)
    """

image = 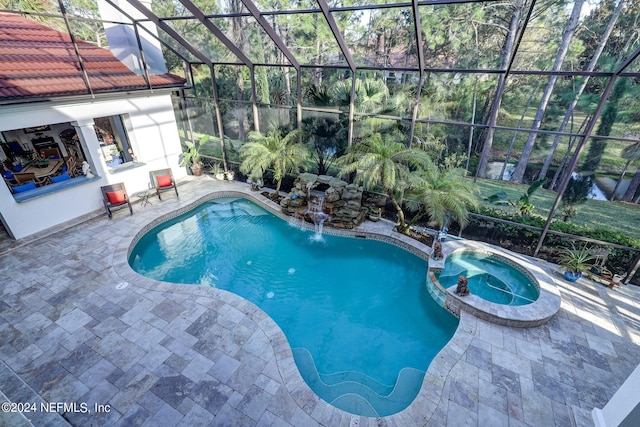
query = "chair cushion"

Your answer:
(13, 182), (36, 193)
(51, 173), (71, 183)
(156, 174), (172, 188)
(106, 189), (126, 204)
